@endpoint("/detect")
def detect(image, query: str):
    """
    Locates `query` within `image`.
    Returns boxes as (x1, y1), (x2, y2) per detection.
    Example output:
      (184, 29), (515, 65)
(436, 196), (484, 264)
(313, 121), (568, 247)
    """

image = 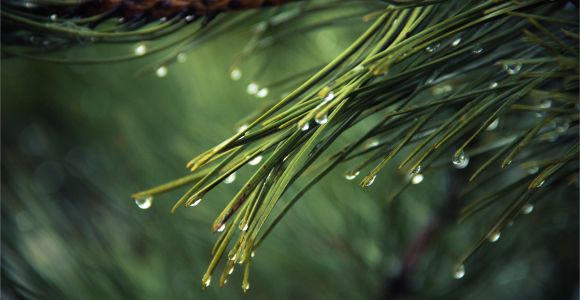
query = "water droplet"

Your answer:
(425, 43), (440, 53)
(314, 113), (328, 125)
(411, 174), (424, 184)
(49, 14), (58, 21)
(488, 232), (501, 243)
(133, 44), (147, 56)
(451, 38), (461, 47)
(452, 150), (469, 169)
(240, 223), (249, 231)
(135, 196), (153, 209)
(228, 68), (242, 81)
(159, 17), (167, 23)
(256, 88), (269, 98)
(353, 65), (365, 72)
(251, 251), (255, 258)
(237, 124), (249, 133)
(224, 172), (236, 184)
(217, 224), (226, 232)
(176, 53), (187, 63)
(118, 17), (125, 24)
(345, 170), (360, 180)
(411, 165), (422, 175)
(300, 122), (310, 131)
(486, 118), (499, 131)
(242, 281), (250, 293)
(246, 82), (259, 95)
(432, 84), (453, 97)
(489, 82), (498, 89)
(453, 265), (465, 279)
(535, 180), (546, 188)
(189, 197), (202, 207)
(527, 166), (539, 174)
(363, 175), (376, 187)
(185, 15), (195, 22)
(248, 155), (262, 166)
(503, 63), (522, 75)
(365, 139), (380, 149)
(521, 204), (534, 214)
(155, 66), (168, 78)
(472, 45), (483, 54)
(539, 99), (552, 109)
(202, 274), (212, 288)
(324, 91), (335, 102)
(228, 266), (235, 275)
